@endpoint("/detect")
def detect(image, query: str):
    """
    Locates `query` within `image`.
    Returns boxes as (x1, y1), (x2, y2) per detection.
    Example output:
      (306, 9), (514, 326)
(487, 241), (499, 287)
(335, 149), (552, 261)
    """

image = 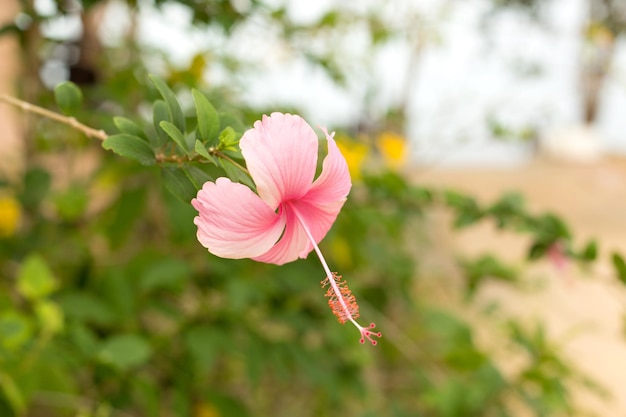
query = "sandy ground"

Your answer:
(415, 156), (626, 416)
